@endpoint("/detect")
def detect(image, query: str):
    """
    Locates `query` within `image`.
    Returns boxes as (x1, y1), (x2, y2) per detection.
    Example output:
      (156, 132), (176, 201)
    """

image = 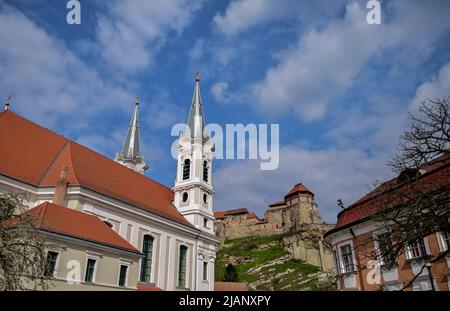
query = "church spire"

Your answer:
(187, 72), (205, 138)
(114, 97), (148, 174)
